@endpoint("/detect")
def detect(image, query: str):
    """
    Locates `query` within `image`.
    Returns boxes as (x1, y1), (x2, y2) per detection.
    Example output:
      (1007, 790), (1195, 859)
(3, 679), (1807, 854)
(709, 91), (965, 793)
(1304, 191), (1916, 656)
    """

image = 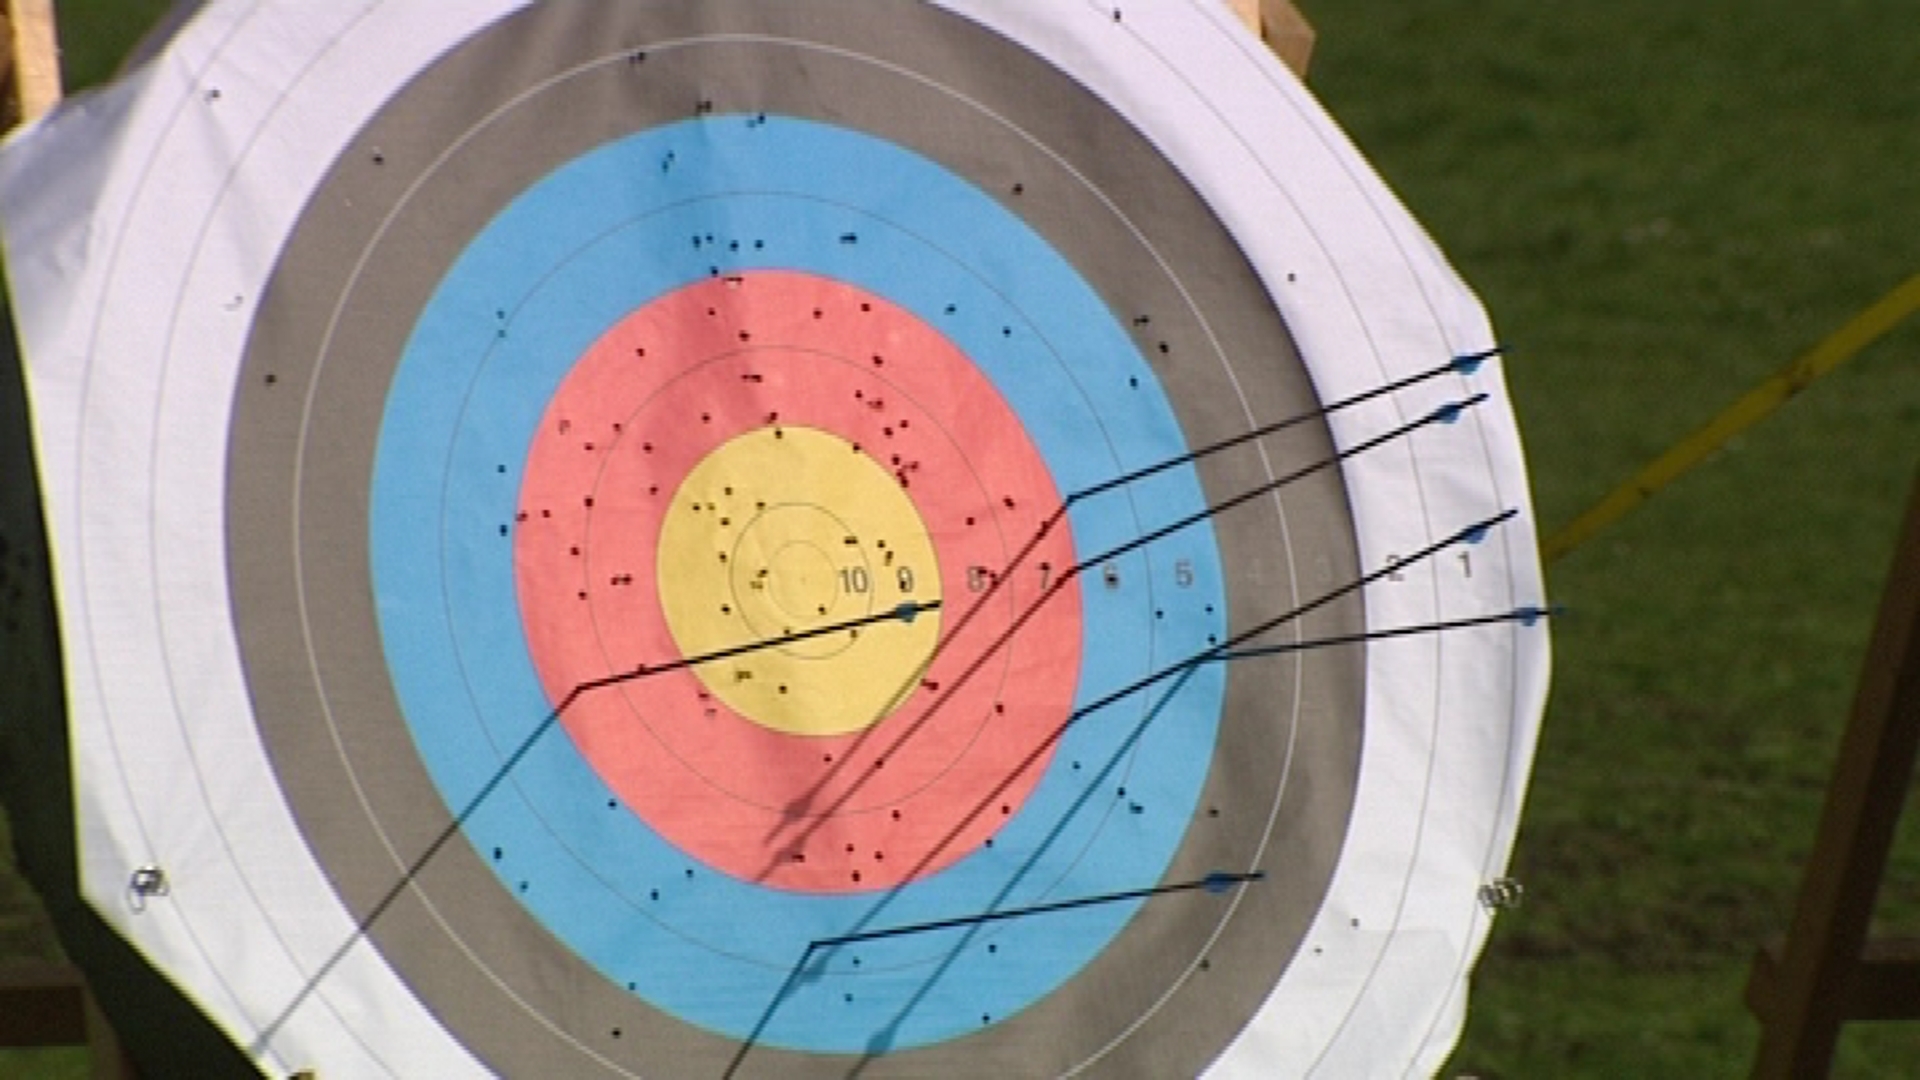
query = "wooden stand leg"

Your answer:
(87, 988), (141, 1080)
(1747, 468), (1920, 1077)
